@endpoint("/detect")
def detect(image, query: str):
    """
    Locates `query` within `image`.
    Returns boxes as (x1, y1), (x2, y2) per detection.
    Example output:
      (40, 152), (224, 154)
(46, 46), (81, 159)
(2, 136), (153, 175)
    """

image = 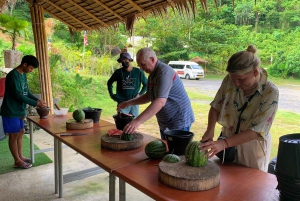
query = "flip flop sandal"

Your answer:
(24, 158), (32, 163)
(14, 162), (32, 169)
